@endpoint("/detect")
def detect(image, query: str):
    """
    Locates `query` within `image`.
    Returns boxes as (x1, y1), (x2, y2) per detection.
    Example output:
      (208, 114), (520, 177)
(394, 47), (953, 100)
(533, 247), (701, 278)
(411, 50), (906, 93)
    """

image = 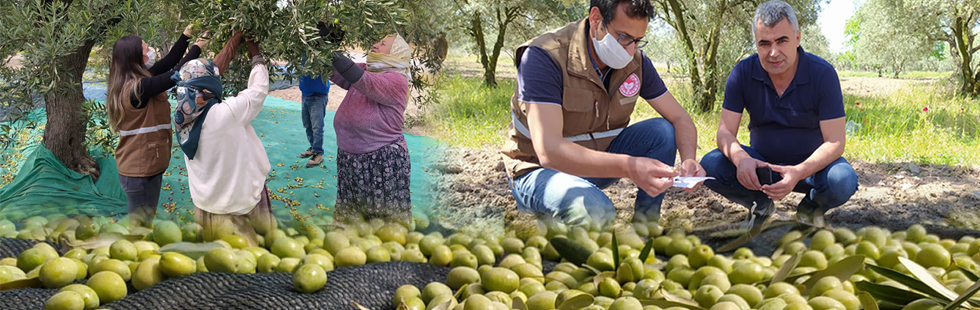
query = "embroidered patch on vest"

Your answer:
(619, 73), (640, 97)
